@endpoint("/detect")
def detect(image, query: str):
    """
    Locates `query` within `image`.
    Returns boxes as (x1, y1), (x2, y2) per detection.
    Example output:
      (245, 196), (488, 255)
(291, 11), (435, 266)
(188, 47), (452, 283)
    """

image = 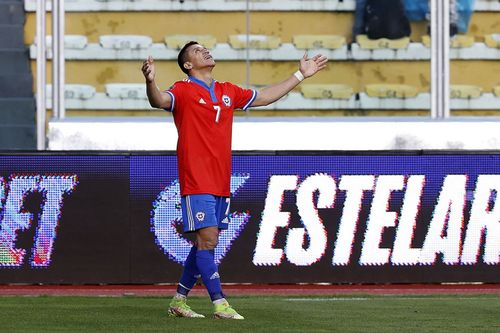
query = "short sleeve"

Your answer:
(164, 82), (182, 112)
(229, 83), (257, 111)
